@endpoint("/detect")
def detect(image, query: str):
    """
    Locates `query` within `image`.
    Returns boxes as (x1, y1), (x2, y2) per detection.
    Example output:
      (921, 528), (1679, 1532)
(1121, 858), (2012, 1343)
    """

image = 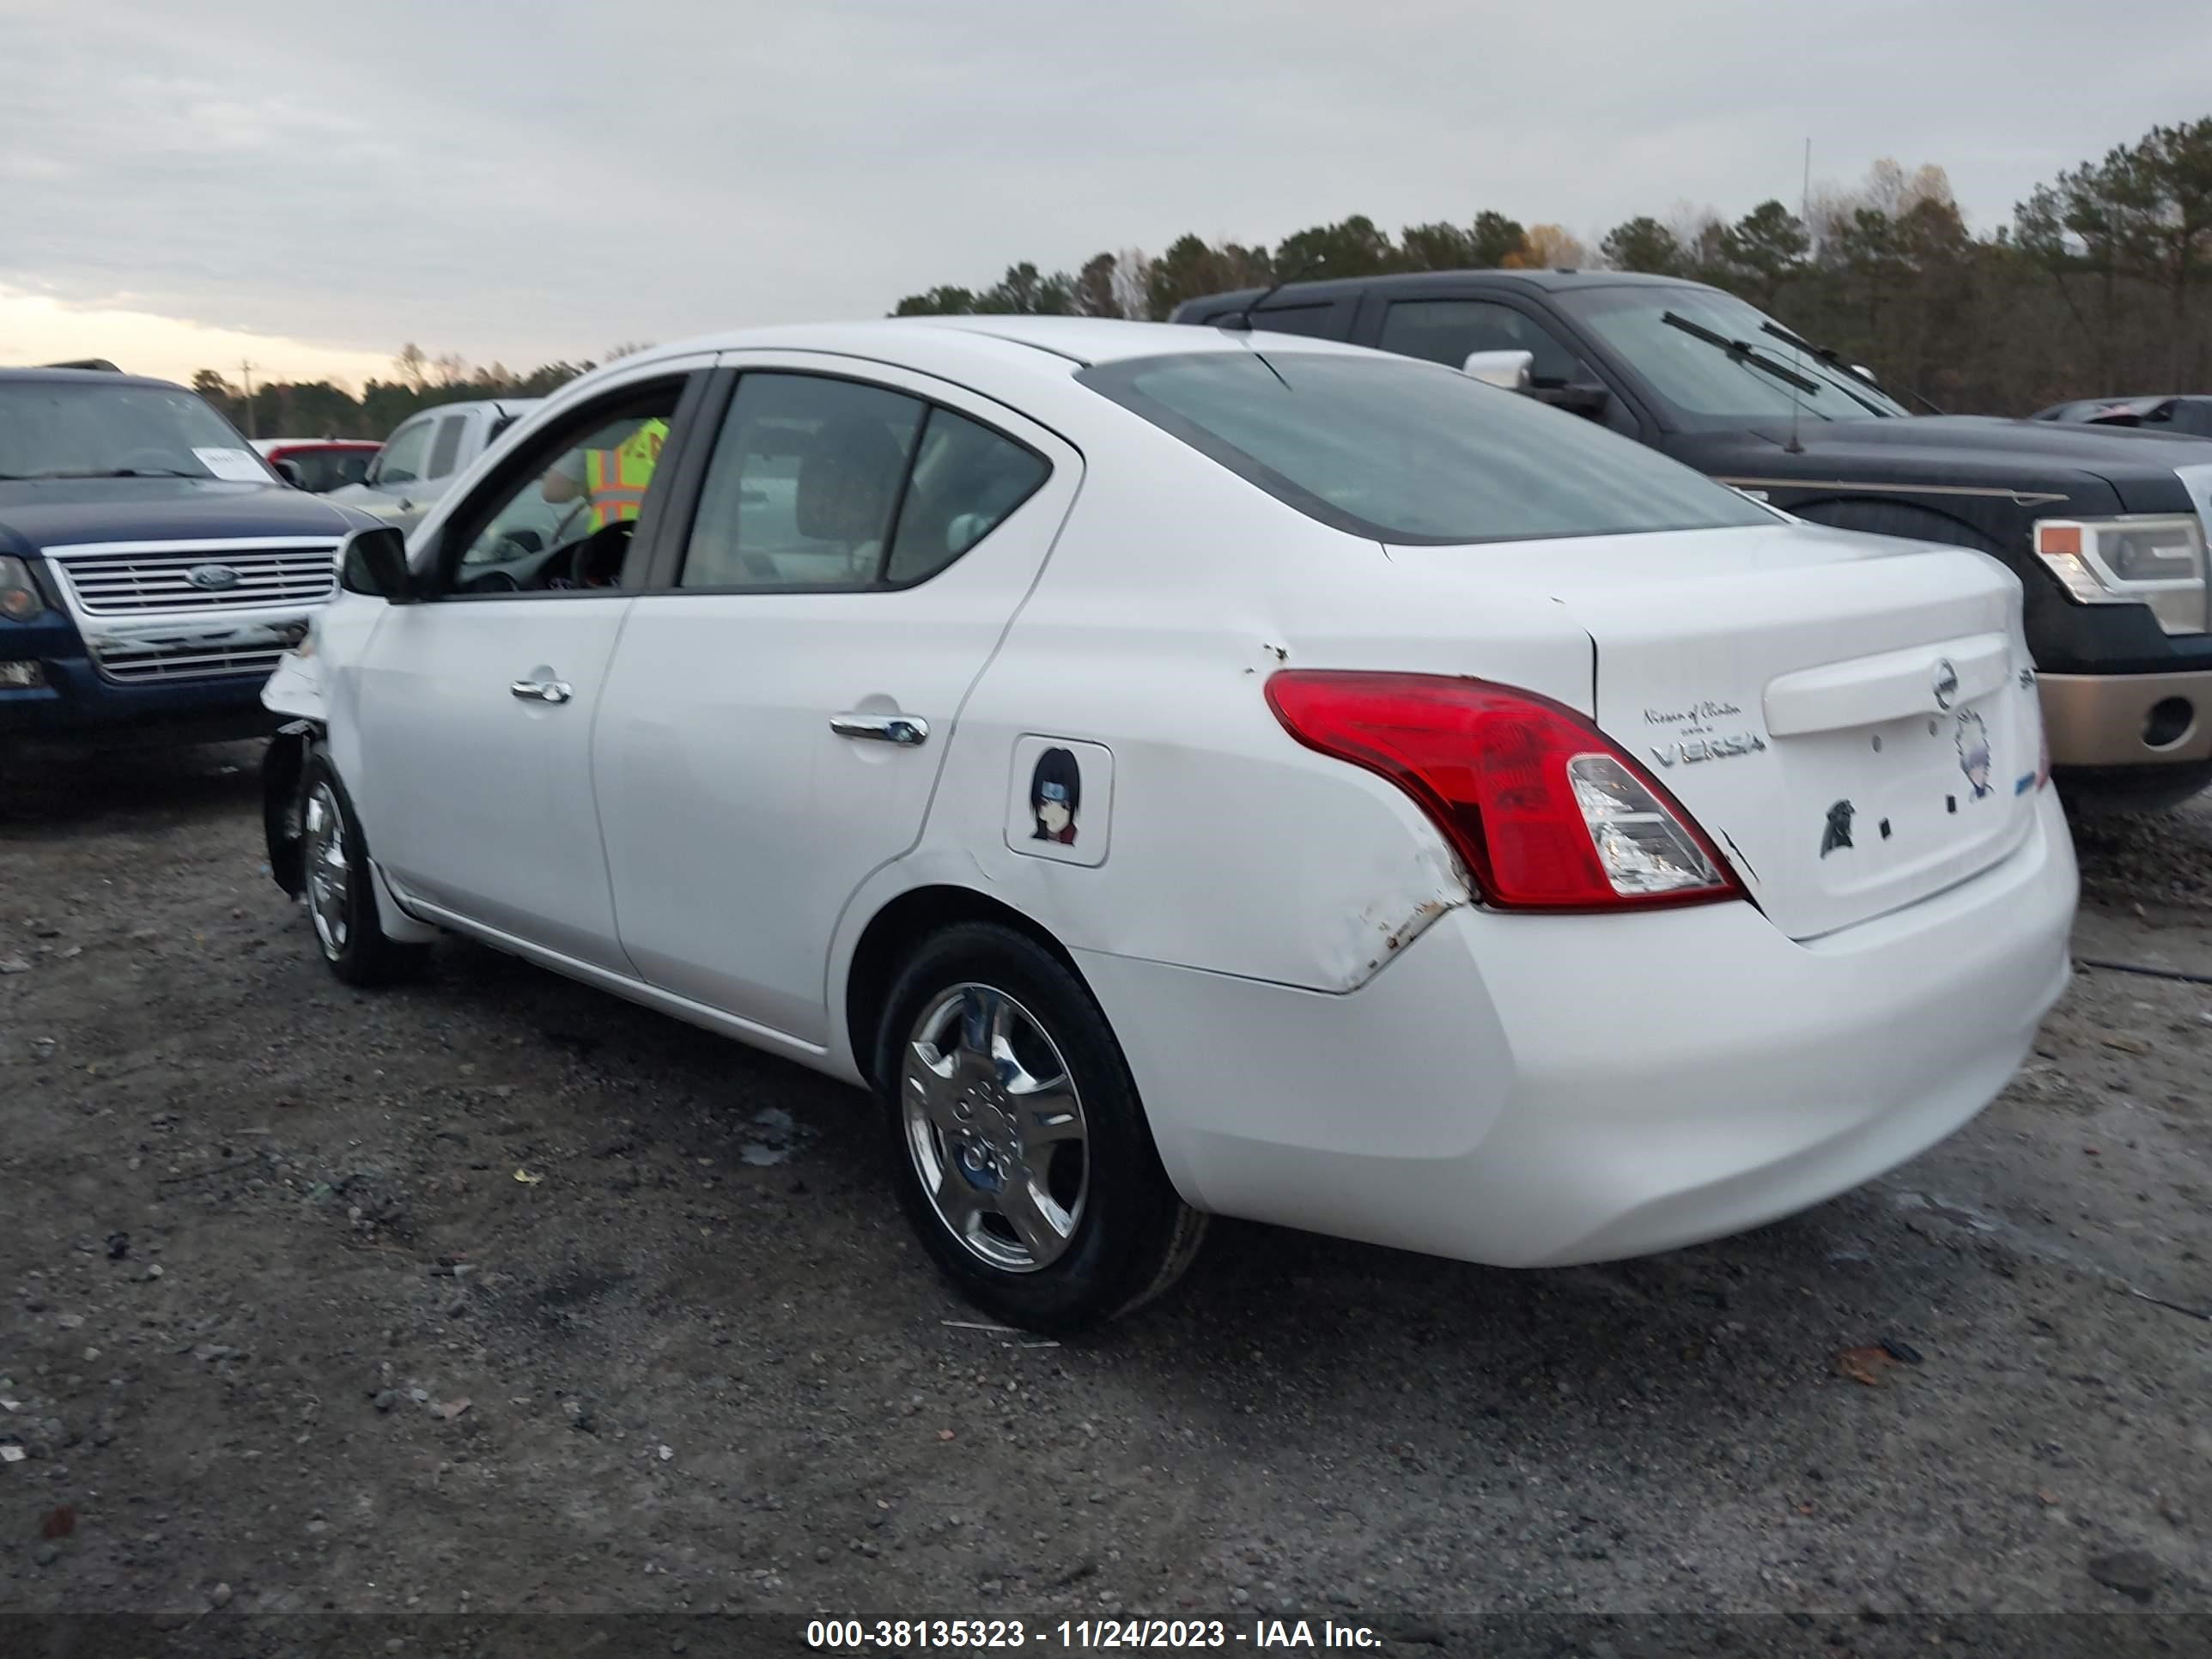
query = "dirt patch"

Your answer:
(1, 744), (2207, 1637)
